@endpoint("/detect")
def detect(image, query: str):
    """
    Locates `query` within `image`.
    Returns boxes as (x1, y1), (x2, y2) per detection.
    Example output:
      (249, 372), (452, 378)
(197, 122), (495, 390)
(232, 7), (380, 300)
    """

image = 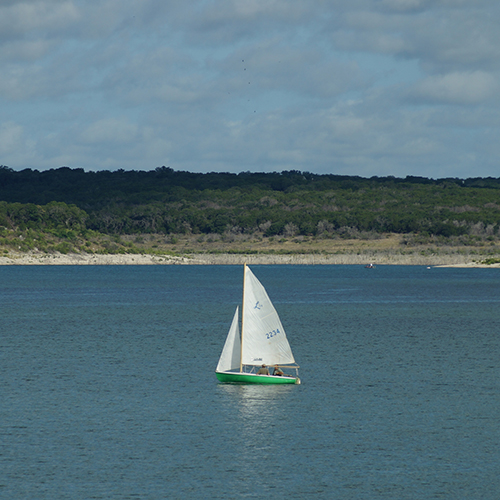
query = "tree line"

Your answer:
(1, 165), (500, 240)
